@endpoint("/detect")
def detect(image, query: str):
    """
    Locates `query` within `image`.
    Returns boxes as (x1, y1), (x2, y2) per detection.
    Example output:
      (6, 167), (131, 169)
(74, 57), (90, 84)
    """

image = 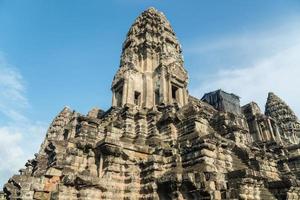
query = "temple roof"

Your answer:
(119, 7), (183, 68)
(122, 7), (180, 51)
(113, 7), (188, 87)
